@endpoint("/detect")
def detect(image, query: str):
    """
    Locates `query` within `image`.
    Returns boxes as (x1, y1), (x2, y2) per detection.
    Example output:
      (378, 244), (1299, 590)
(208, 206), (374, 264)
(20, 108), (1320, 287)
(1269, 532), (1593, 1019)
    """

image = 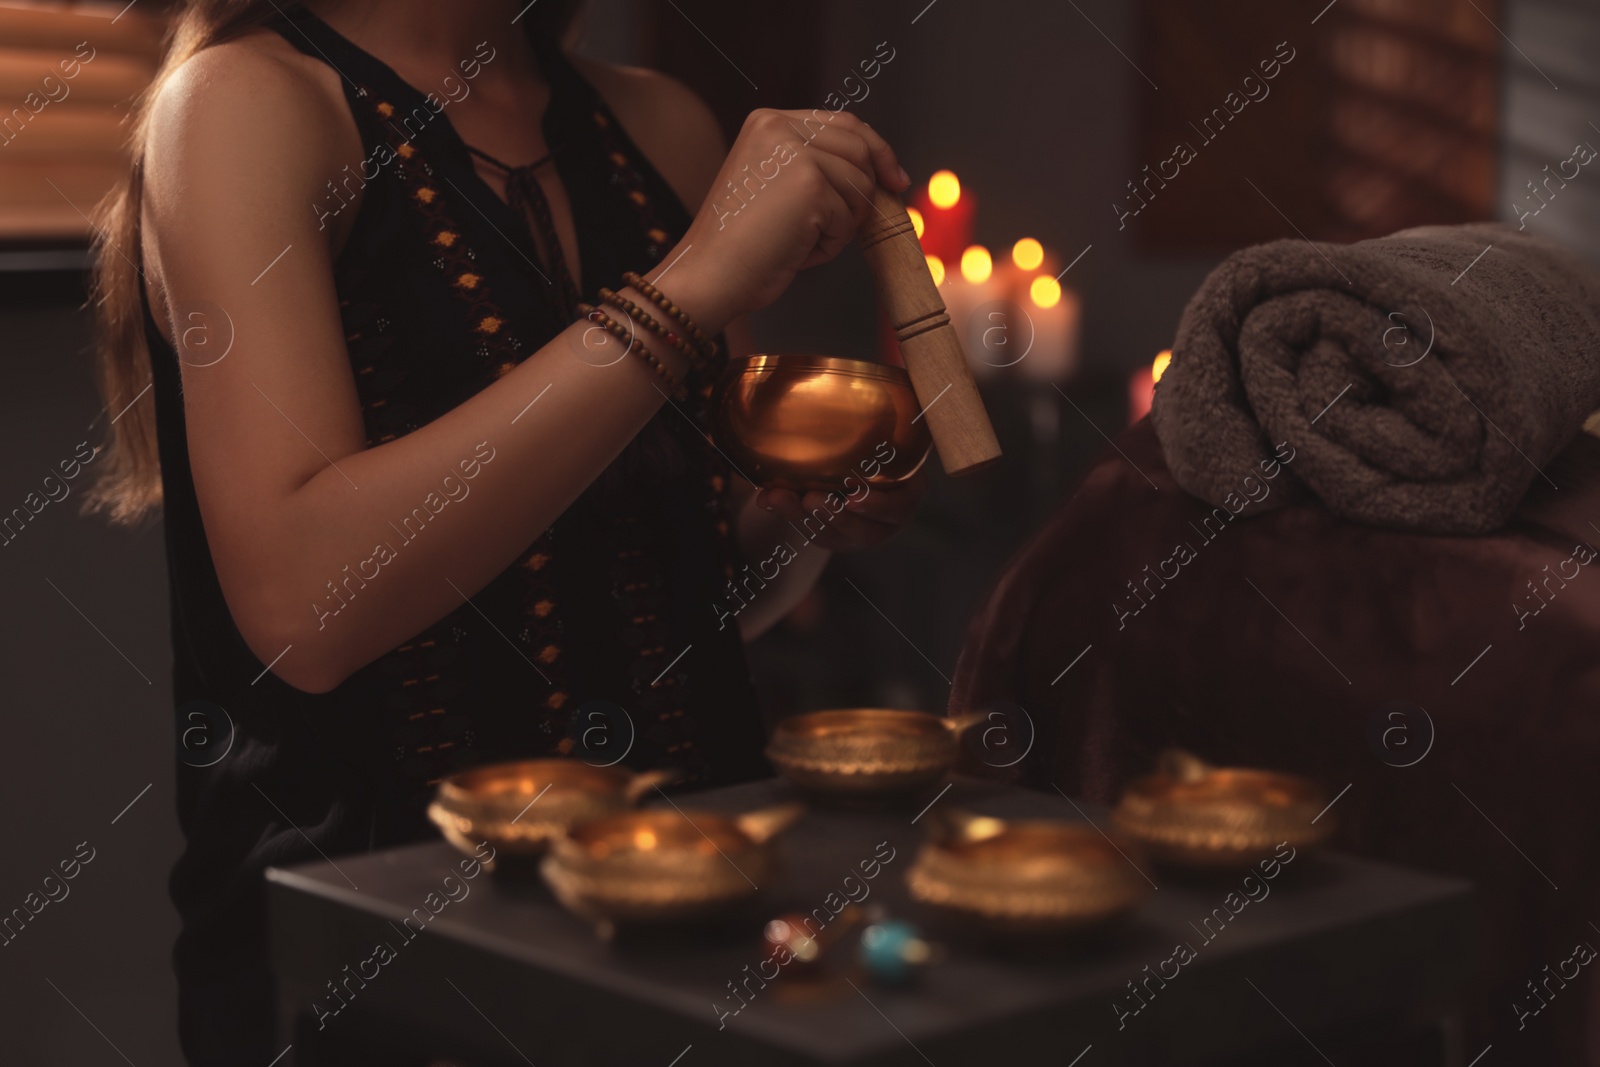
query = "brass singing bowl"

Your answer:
(428, 760), (679, 864)
(766, 709), (987, 799)
(710, 354), (932, 492)
(908, 810), (1149, 935)
(1112, 750), (1334, 869)
(541, 804), (804, 925)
